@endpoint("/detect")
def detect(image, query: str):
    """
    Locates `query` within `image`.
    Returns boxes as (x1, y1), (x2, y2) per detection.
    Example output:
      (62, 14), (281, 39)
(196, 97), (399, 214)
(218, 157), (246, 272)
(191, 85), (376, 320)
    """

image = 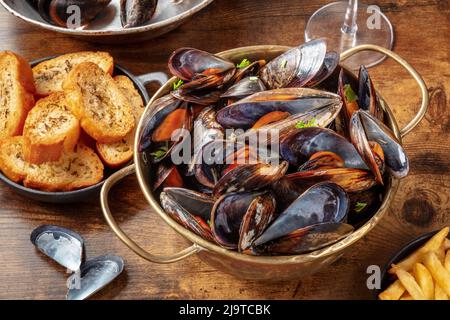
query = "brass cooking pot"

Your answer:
(100, 45), (429, 280)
